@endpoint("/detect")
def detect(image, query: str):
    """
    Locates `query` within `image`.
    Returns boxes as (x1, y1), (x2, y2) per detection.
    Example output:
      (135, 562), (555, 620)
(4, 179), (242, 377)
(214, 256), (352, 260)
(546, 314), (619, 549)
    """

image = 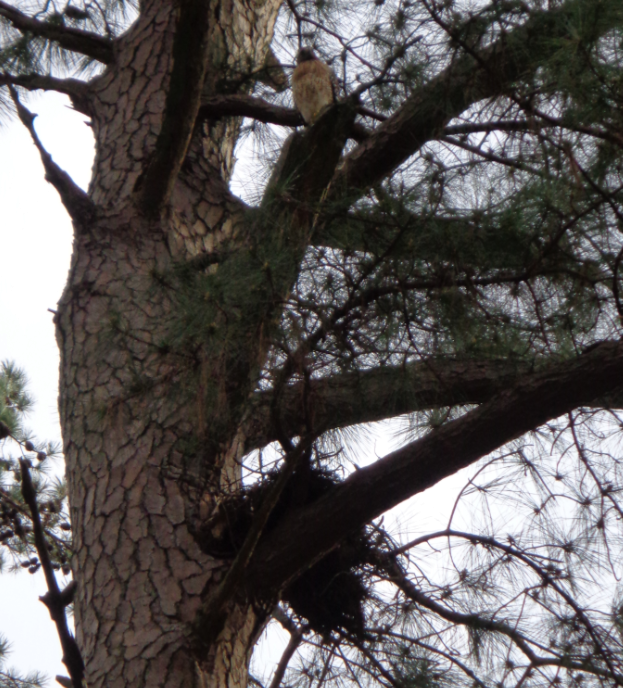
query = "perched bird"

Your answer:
(291, 47), (336, 125)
